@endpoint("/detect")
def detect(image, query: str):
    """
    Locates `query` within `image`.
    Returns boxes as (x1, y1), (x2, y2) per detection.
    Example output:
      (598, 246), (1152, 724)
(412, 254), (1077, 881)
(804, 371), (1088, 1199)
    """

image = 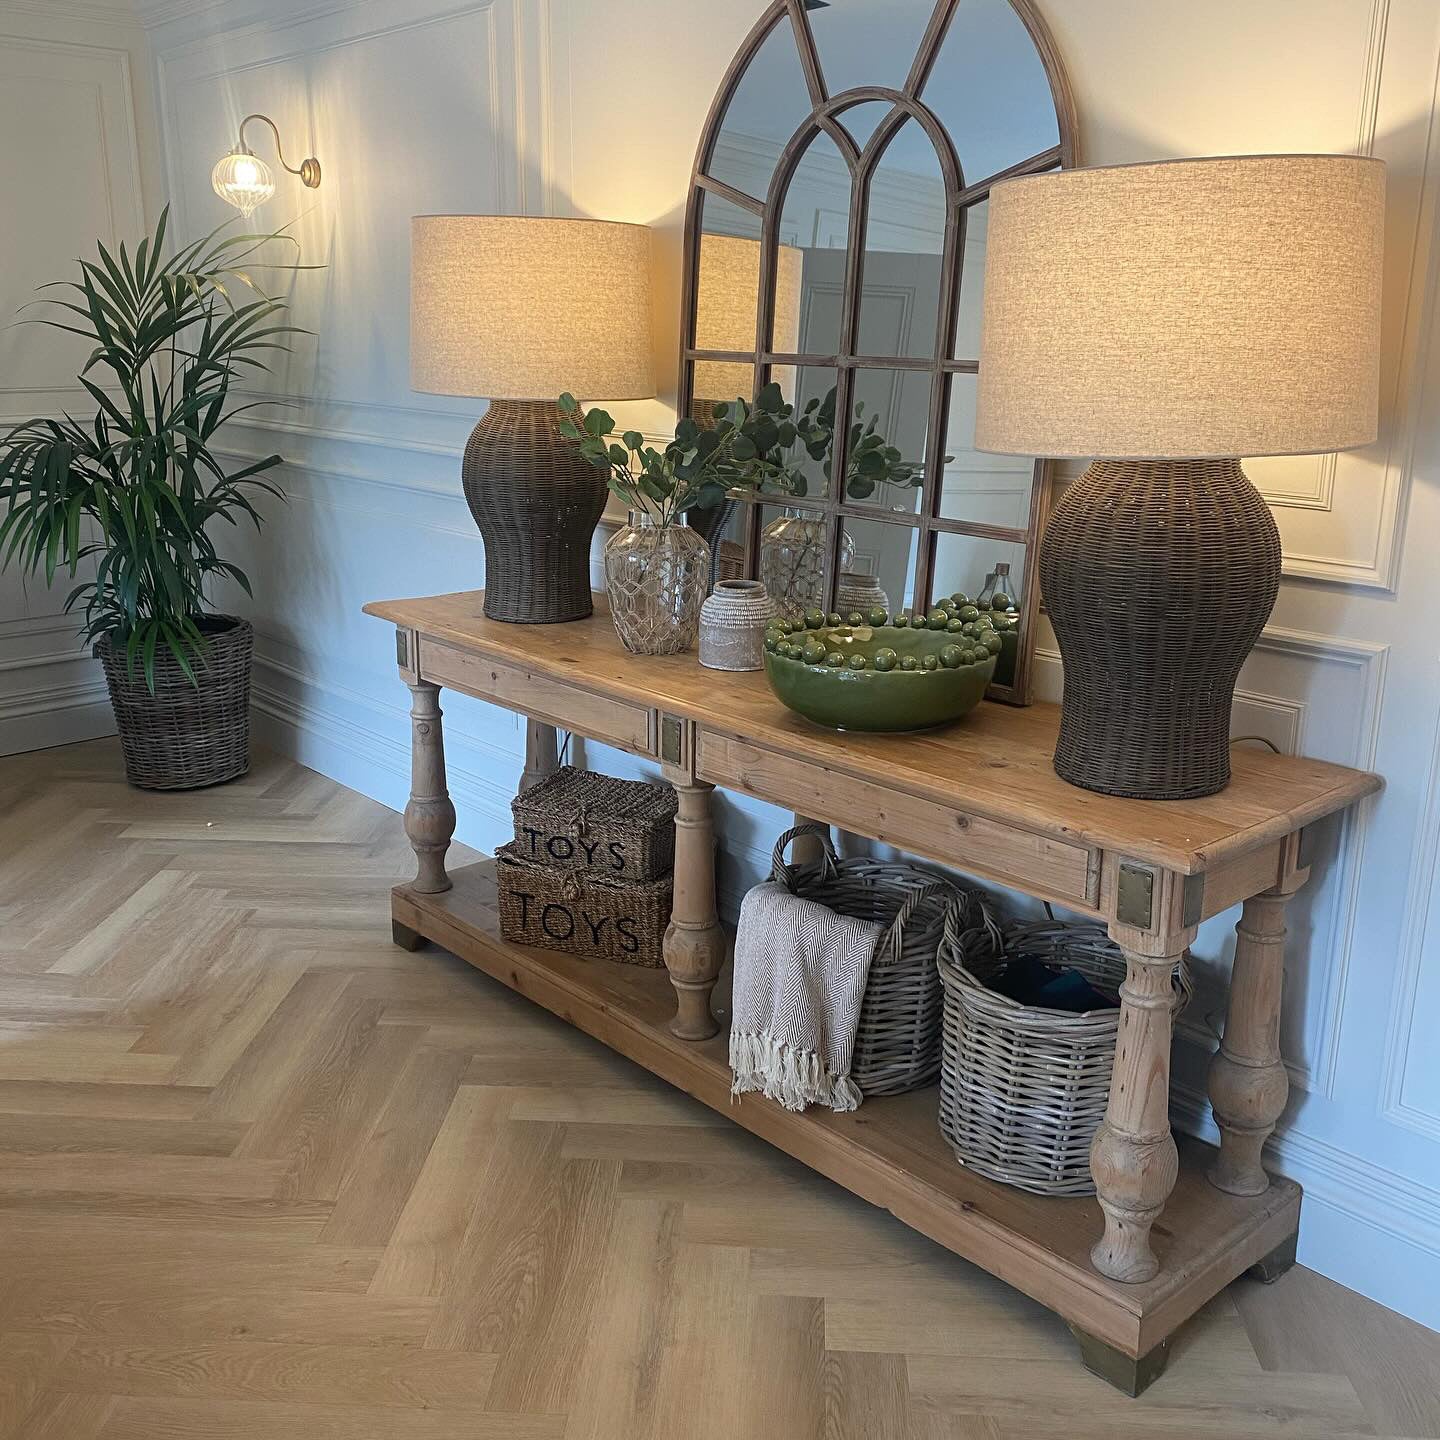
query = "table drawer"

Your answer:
(419, 638), (655, 758)
(698, 732), (1099, 909)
